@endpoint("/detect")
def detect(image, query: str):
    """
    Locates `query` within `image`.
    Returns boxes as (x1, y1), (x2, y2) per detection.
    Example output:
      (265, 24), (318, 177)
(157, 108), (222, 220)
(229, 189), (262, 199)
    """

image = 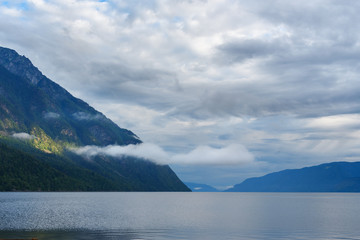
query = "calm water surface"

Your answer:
(0, 192), (359, 239)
